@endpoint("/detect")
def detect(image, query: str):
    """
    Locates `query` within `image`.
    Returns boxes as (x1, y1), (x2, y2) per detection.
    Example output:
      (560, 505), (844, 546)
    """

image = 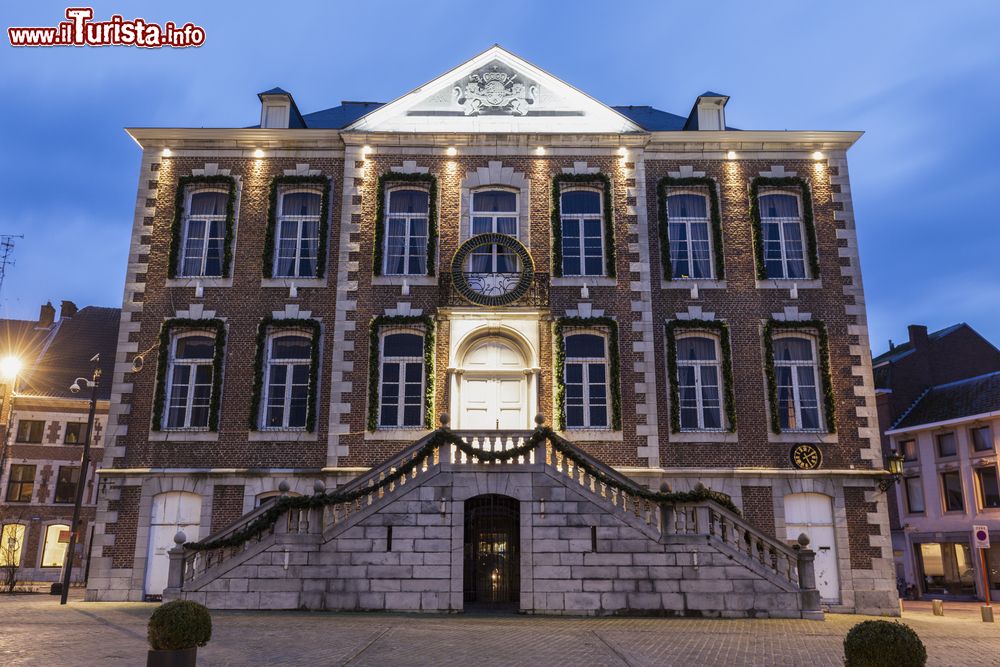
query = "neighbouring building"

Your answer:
(0, 301), (119, 586)
(873, 323), (1000, 600)
(85, 46), (897, 617)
